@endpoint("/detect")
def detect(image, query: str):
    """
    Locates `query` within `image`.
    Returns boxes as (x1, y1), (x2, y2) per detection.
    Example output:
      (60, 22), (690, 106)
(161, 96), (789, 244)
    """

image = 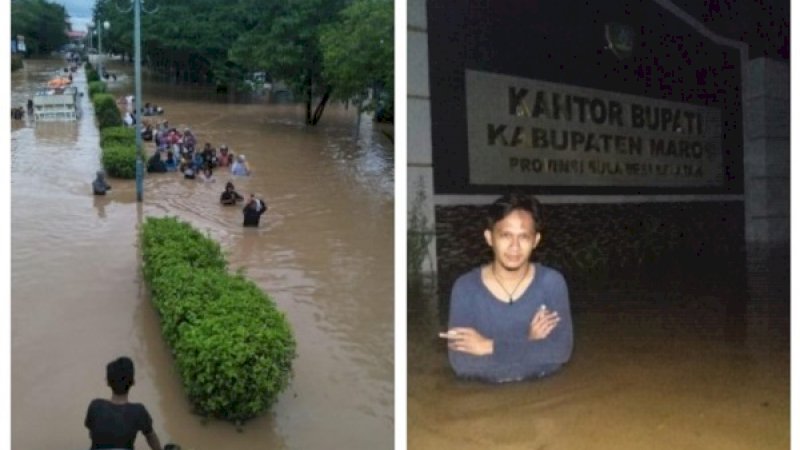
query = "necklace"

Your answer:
(491, 262), (530, 305)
